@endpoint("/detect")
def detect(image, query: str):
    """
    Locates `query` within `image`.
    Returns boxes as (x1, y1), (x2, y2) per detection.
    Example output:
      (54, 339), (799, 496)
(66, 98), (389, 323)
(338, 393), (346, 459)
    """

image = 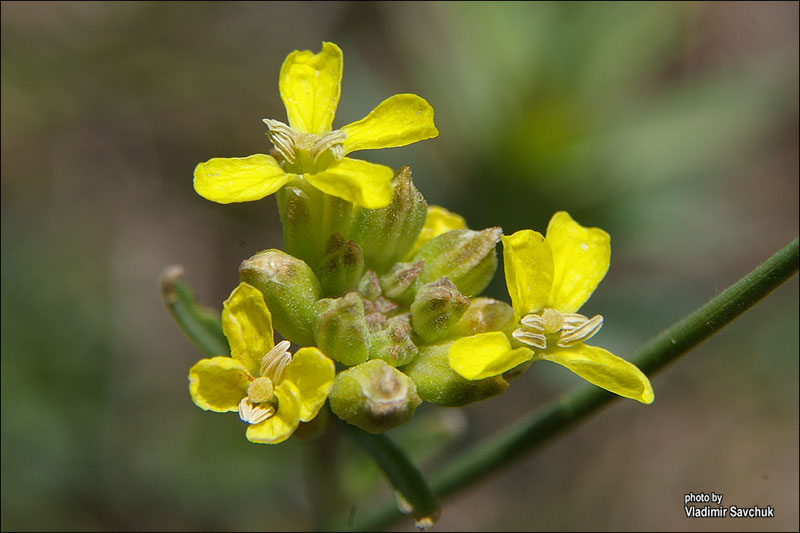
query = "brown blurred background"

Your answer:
(1, 2), (797, 531)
